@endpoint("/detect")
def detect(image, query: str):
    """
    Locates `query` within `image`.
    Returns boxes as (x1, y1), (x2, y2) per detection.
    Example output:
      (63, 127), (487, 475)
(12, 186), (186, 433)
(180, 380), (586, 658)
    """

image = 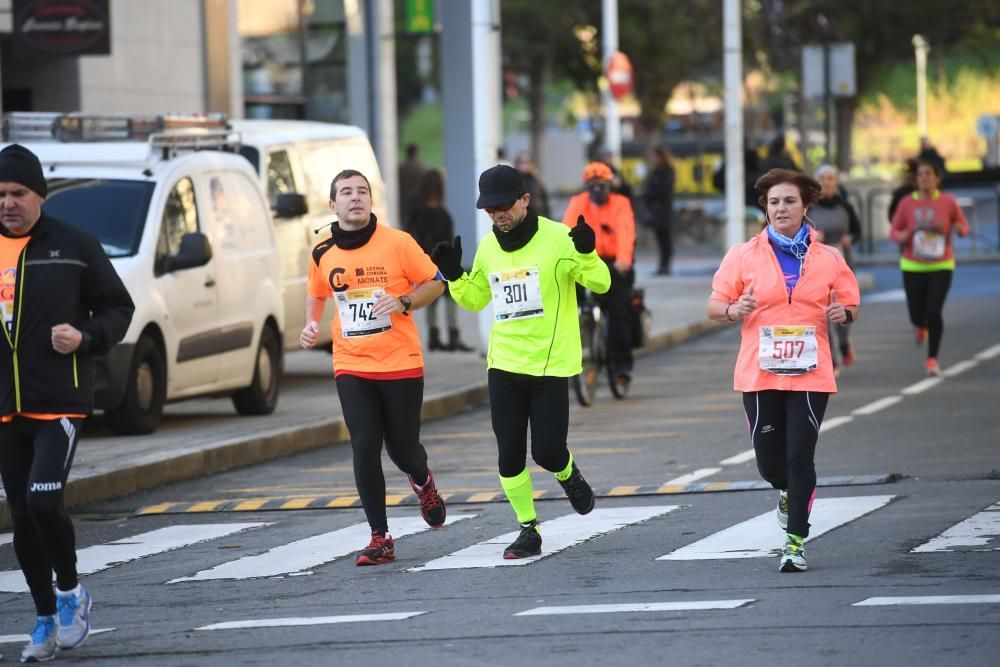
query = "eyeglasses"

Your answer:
(484, 195), (523, 214)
